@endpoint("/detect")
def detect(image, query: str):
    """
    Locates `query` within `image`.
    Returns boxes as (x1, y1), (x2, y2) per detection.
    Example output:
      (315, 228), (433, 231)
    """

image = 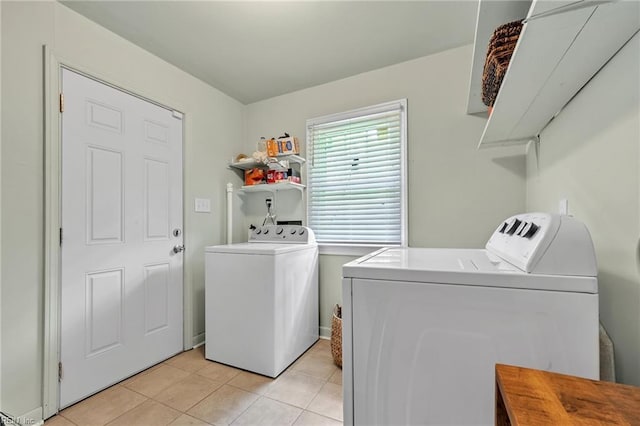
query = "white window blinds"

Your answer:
(306, 100), (407, 246)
